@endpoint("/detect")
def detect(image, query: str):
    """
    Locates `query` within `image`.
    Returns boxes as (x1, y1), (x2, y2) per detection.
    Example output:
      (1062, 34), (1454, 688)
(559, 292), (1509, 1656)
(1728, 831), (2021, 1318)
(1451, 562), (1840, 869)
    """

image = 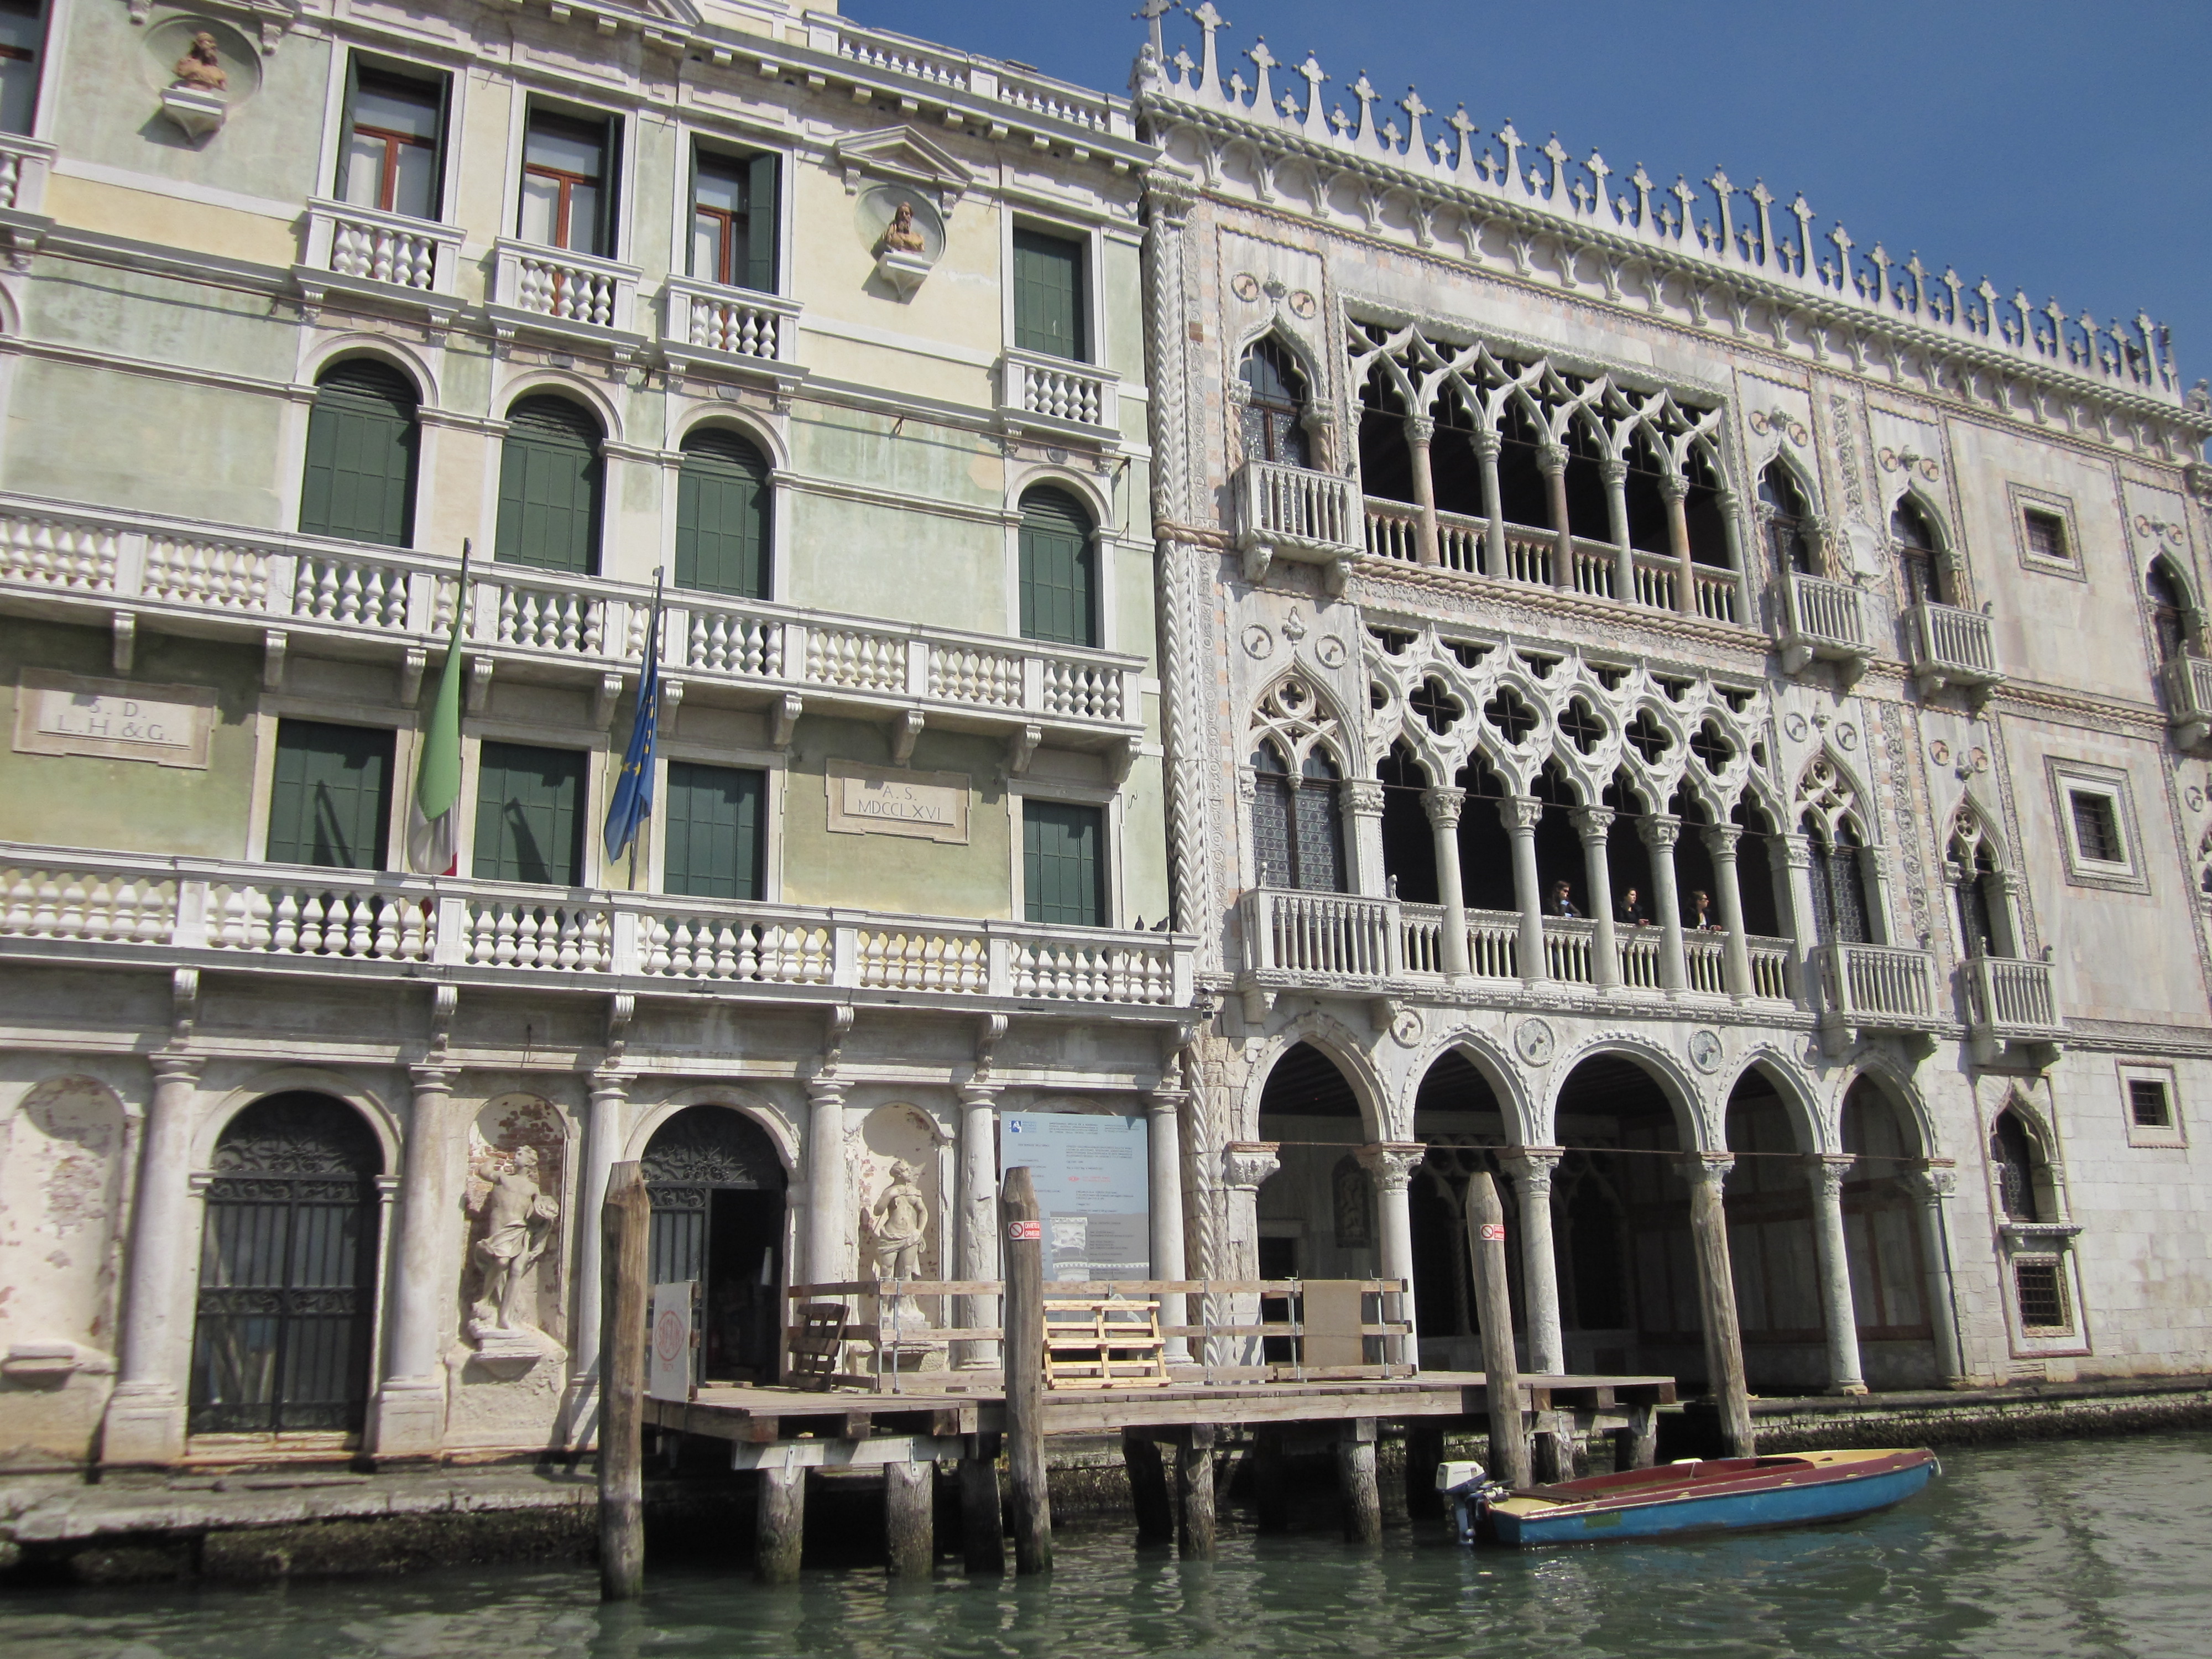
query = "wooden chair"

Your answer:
(786, 1301), (848, 1391)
